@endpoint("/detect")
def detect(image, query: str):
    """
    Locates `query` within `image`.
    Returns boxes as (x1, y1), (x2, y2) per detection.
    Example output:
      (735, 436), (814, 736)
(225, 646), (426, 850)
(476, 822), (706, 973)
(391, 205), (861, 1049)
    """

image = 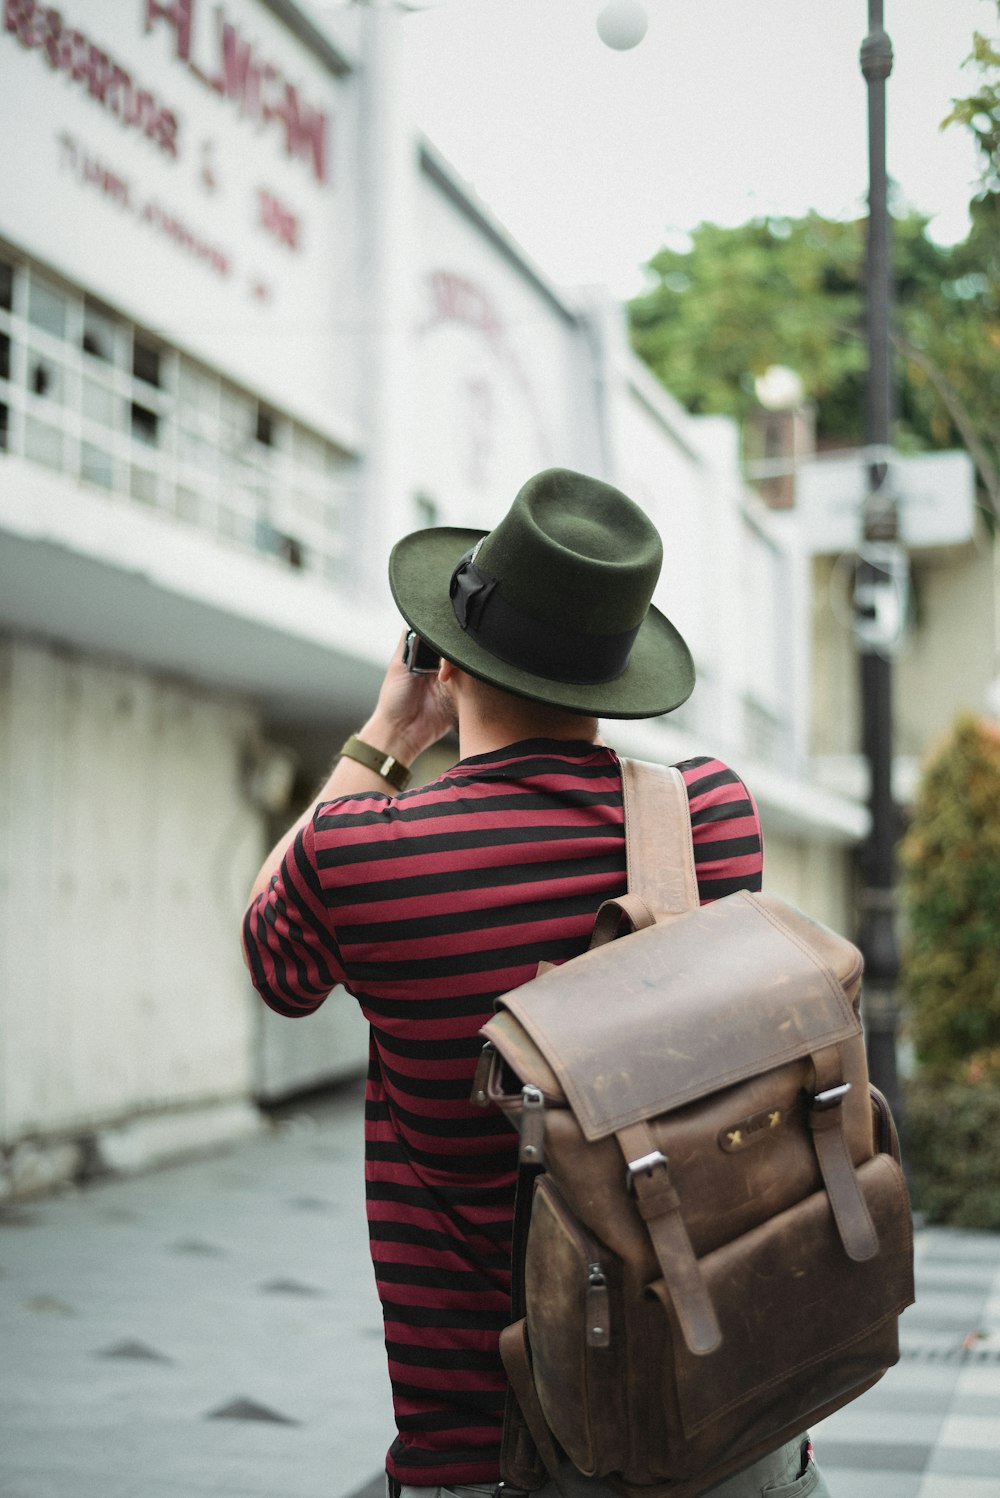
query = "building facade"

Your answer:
(0, 0), (863, 1193)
